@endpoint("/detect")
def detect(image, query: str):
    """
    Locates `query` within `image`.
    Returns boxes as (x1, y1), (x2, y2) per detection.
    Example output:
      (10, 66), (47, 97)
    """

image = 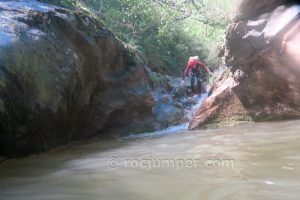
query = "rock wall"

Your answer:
(0, 1), (185, 157)
(190, 0), (300, 129)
